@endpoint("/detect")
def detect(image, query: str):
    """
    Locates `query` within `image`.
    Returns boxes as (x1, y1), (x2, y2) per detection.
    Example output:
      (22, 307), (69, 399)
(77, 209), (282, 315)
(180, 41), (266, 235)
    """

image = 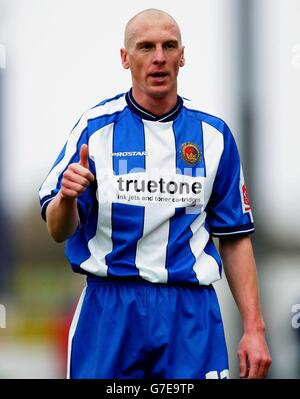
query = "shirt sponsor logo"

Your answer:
(181, 143), (201, 165)
(98, 172), (205, 210)
(111, 151), (148, 157)
(117, 176), (202, 195)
